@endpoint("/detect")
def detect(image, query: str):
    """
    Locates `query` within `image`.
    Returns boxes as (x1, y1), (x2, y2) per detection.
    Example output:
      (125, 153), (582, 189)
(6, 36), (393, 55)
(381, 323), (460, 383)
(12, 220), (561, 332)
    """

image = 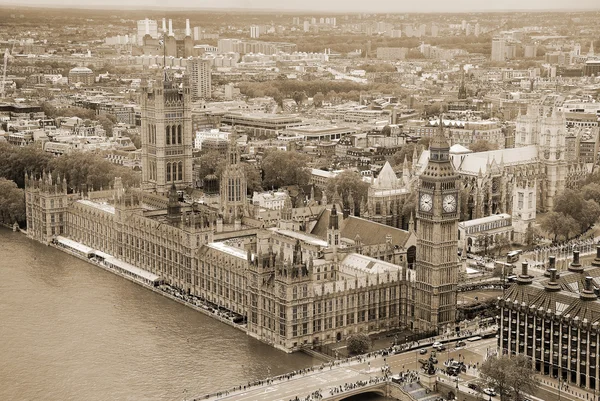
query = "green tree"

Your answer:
(480, 354), (538, 401)
(381, 125), (392, 137)
(0, 178), (26, 226)
(325, 170), (369, 211)
(347, 333), (371, 355)
(418, 136), (431, 149)
(468, 139), (498, 153)
(261, 150), (310, 189)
